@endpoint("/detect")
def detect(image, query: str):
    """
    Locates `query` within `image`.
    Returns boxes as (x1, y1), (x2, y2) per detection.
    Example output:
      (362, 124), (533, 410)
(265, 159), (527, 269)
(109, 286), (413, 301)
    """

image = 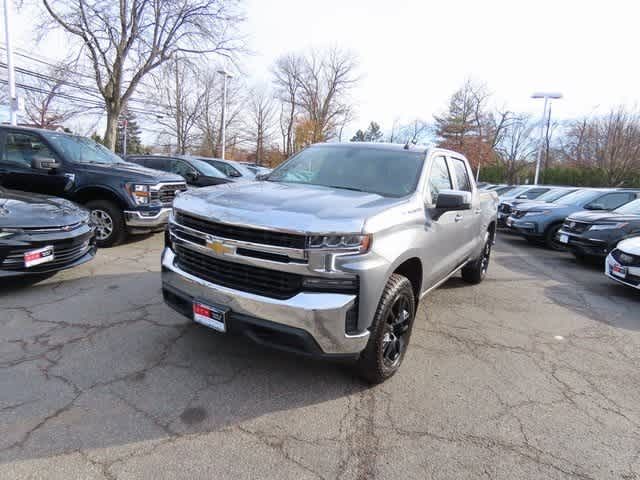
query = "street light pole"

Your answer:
(217, 70), (232, 160)
(531, 92), (562, 185)
(3, 0), (17, 126)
